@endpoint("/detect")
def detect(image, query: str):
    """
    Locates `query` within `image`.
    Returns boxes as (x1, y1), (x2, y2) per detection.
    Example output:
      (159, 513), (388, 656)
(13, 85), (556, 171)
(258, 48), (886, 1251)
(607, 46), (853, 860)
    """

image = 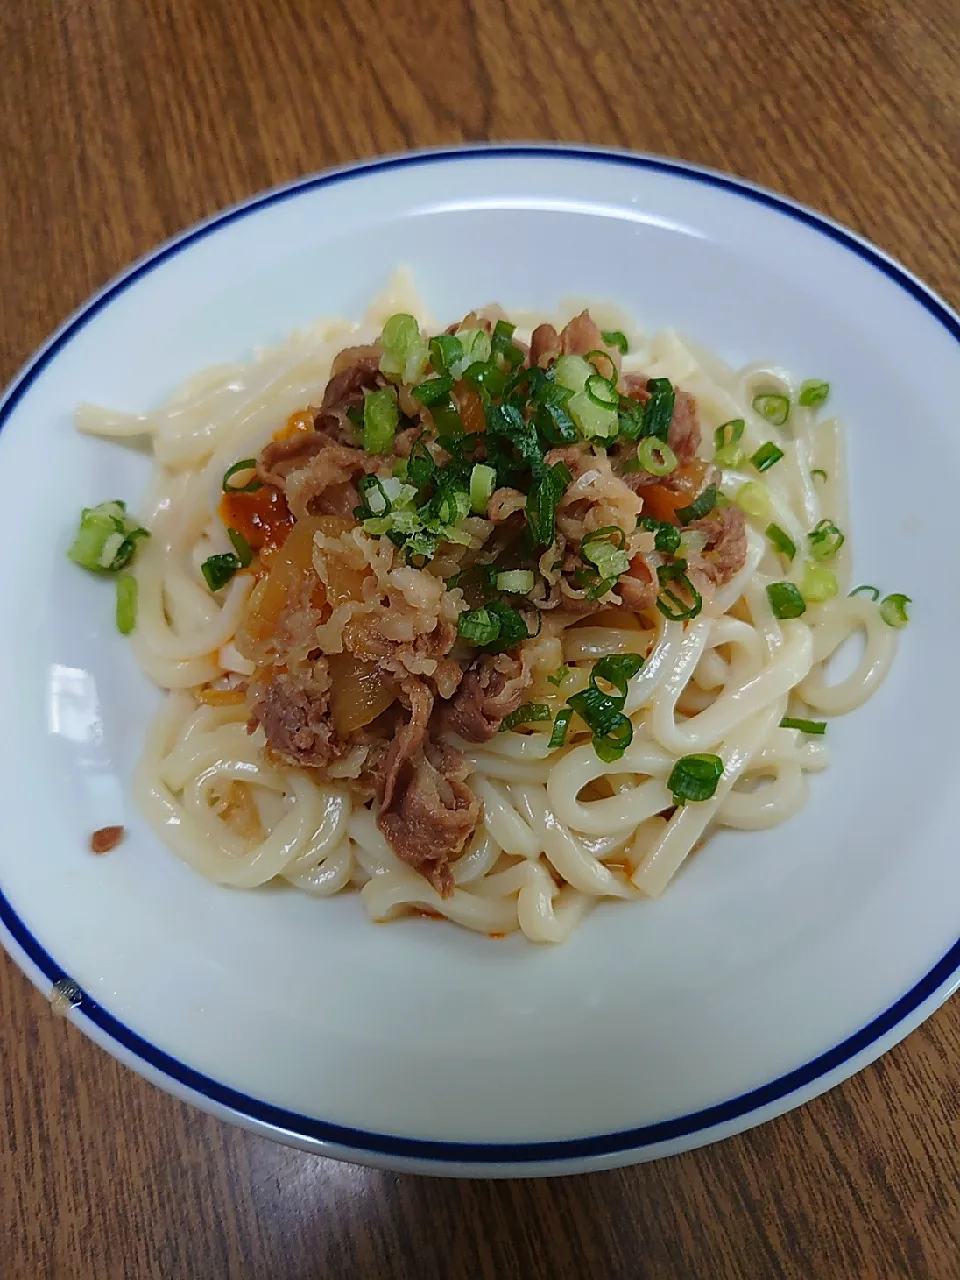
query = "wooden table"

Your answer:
(3, 2), (959, 1276)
